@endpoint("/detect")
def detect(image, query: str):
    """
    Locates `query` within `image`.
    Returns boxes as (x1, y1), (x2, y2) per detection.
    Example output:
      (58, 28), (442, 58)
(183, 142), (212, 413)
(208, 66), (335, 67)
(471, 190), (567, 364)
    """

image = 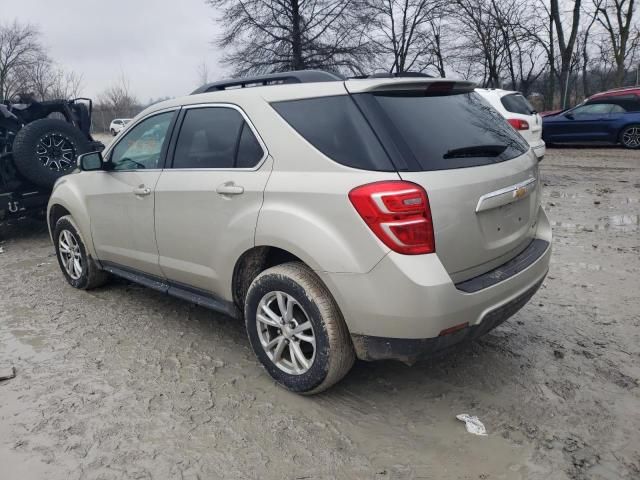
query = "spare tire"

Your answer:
(12, 118), (91, 188)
